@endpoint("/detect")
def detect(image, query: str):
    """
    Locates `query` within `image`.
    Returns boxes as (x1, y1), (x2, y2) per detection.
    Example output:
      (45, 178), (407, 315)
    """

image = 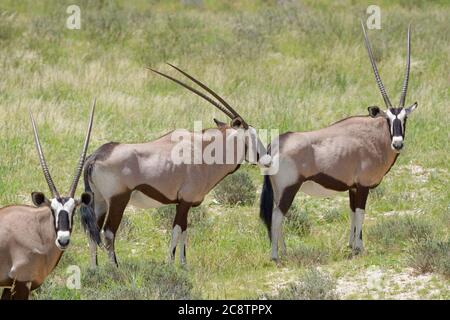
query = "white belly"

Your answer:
(129, 191), (164, 209)
(299, 181), (338, 197)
